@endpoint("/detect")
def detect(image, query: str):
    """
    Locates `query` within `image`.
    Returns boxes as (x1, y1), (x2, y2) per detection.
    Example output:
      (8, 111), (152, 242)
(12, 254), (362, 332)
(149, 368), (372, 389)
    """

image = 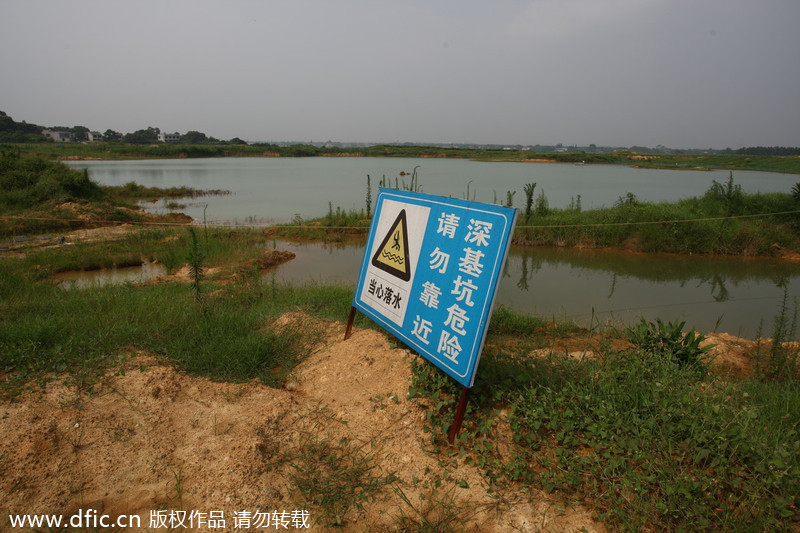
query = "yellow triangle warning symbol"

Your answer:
(372, 209), (412, 281)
